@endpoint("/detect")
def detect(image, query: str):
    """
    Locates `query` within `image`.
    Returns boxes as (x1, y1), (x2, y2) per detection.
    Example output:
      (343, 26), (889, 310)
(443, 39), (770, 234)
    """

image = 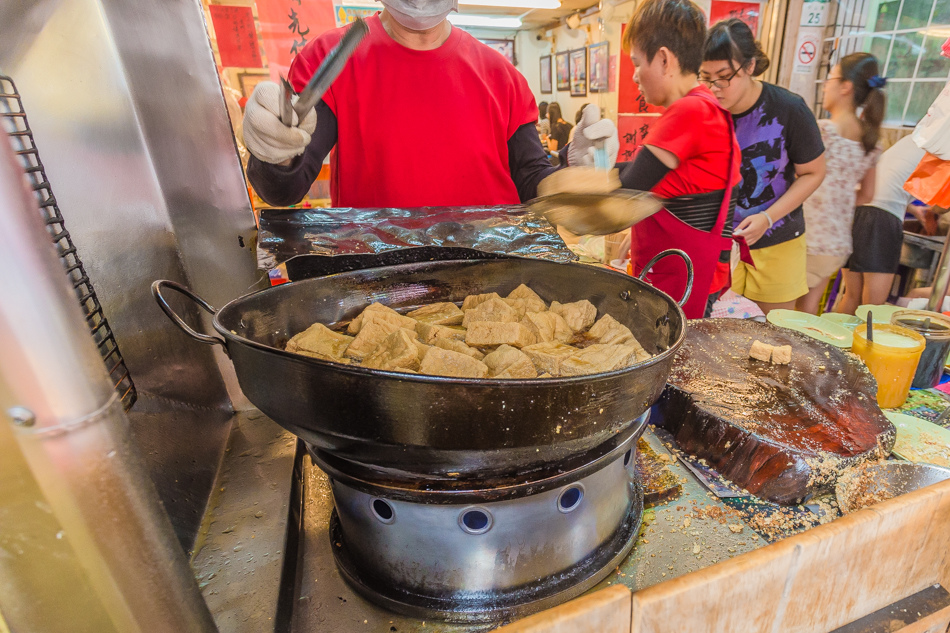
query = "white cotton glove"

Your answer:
(242, 80), (318, 165)
(568, 104), (620, 170)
